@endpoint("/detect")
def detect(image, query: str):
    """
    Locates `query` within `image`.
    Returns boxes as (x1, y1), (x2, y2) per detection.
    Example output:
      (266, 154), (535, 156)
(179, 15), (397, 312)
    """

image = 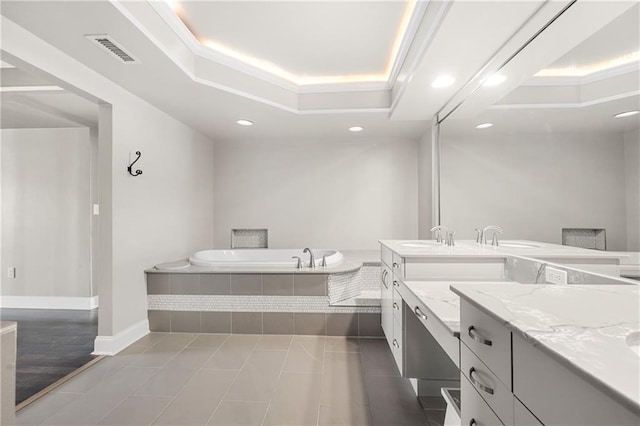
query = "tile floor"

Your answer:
(16, 333), (446, 426)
